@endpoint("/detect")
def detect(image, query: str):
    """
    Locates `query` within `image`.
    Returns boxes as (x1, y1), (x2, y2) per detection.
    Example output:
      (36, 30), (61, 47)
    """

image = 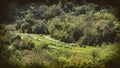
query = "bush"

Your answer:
(20, 22), (31, 33)
(10, 35), (21, 43)
(31, 20), (48, 34)
(79, 59), (94, 68)
(19, 40), (35, 50)
(40, 42), (48, 49)
(12, 36), (35, 50)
